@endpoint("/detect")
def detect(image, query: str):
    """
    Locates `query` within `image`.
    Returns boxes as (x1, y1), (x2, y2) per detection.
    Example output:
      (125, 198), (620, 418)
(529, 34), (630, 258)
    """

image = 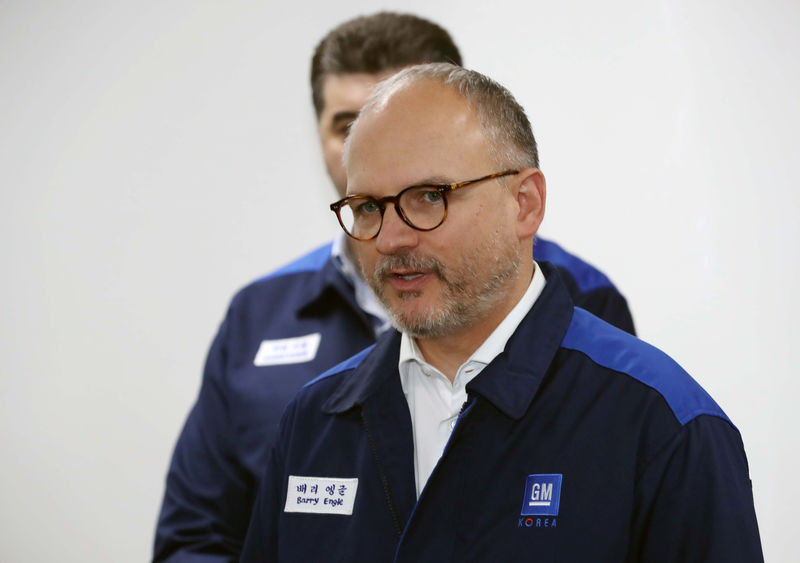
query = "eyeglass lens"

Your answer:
(338, 186), (445, 239)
